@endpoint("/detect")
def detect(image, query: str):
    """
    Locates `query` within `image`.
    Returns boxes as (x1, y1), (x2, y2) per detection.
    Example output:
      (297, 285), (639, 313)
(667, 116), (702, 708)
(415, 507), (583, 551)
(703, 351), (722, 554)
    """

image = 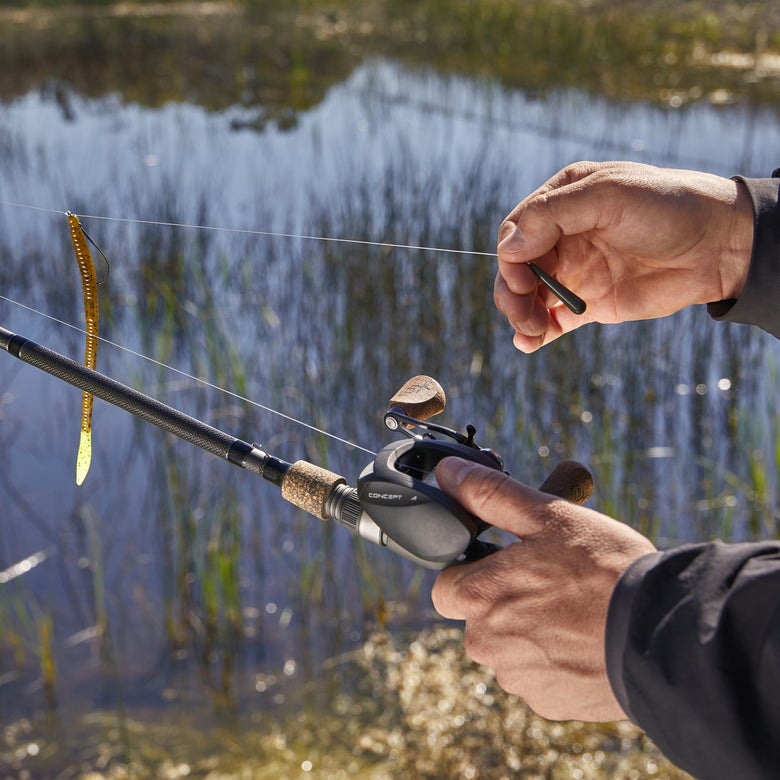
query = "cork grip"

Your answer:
(538, 459), (594, 505)
(280, 460), (346, 520)
(387, 375), (446, 421)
